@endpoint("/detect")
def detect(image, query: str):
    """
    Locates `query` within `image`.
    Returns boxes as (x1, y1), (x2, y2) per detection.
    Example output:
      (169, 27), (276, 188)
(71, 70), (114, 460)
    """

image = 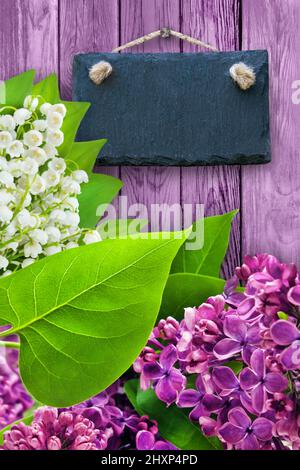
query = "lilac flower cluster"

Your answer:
(134, 254), (300, 450)
(0, 344), (33, 429)
(2, 381), (174, 451)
